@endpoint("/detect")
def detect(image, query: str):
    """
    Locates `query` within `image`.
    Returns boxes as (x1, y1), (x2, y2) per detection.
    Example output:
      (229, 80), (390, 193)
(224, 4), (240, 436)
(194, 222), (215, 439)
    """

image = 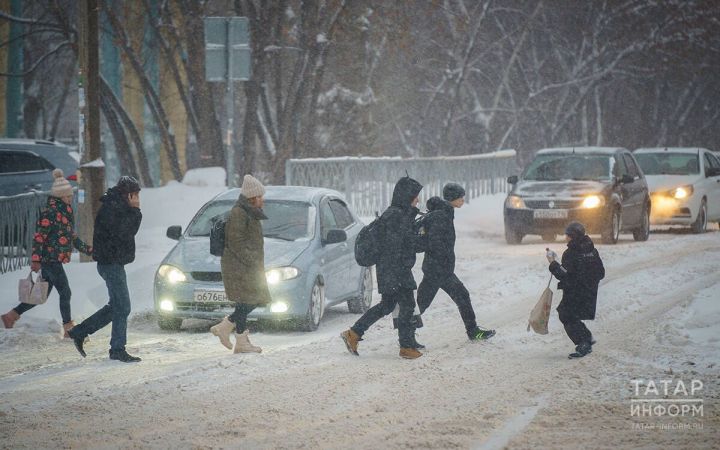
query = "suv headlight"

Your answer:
(157, 264), (187, 284)
(670, 185), (693, 199)
(505, 195), (526, 209)
(581, 195), (605, 209)
(266, 267), (300, 285)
